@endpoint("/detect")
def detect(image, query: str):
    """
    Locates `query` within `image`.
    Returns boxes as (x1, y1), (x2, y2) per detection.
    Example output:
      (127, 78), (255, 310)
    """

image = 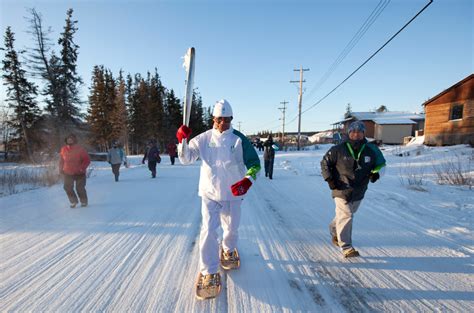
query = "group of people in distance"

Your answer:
(58, 98), (385, 299)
